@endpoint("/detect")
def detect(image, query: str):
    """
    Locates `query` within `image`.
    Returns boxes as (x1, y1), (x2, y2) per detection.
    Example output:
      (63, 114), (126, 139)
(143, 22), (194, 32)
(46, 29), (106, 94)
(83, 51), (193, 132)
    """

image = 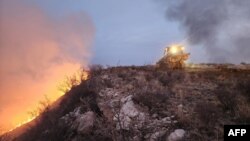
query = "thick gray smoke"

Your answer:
(165, 0), (250, 63)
